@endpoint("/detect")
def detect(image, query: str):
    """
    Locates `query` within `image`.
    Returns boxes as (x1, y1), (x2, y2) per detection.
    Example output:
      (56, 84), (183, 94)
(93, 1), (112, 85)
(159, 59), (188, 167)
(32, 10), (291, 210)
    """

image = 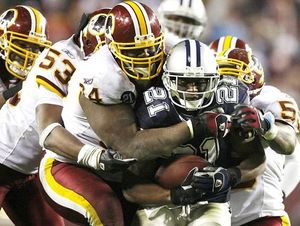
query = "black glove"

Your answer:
(99, 149), (137, 172)
(188, 112), (232, 140)
(231, 104), (274, 136)
(192, 166), (241, 193)
(170, 167), (204, 205)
